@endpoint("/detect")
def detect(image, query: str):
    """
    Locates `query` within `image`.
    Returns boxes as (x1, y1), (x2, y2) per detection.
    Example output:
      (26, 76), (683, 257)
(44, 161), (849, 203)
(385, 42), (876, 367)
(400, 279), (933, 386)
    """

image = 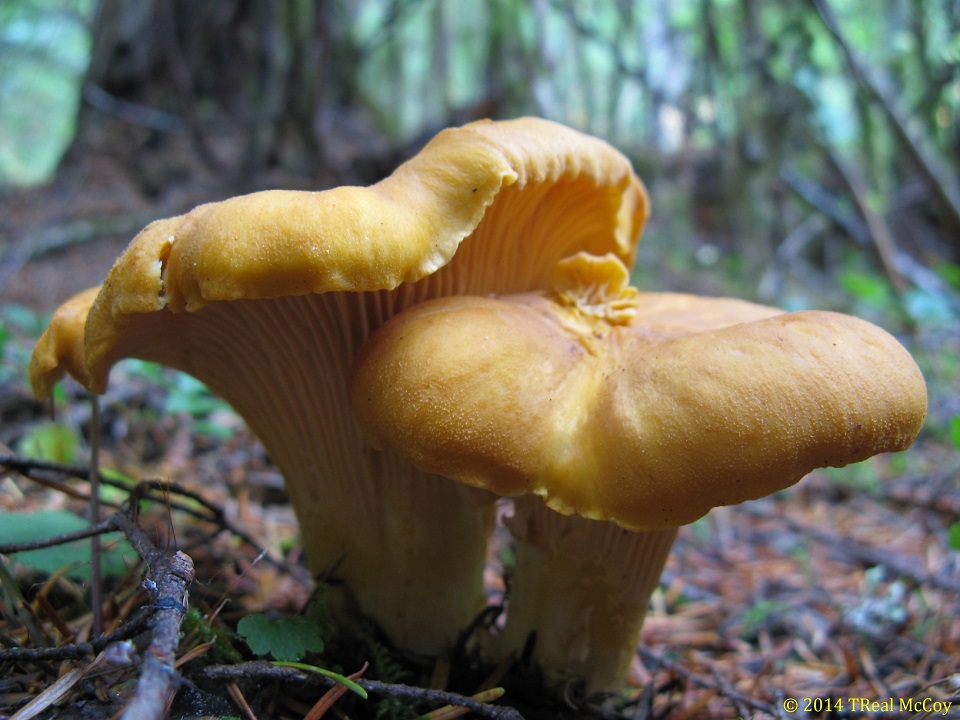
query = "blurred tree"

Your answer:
(4, 0), (957, 315)
(64, 0), (508, 191)
(0, 0), (94, 187)
(66, 0), (348, 188)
